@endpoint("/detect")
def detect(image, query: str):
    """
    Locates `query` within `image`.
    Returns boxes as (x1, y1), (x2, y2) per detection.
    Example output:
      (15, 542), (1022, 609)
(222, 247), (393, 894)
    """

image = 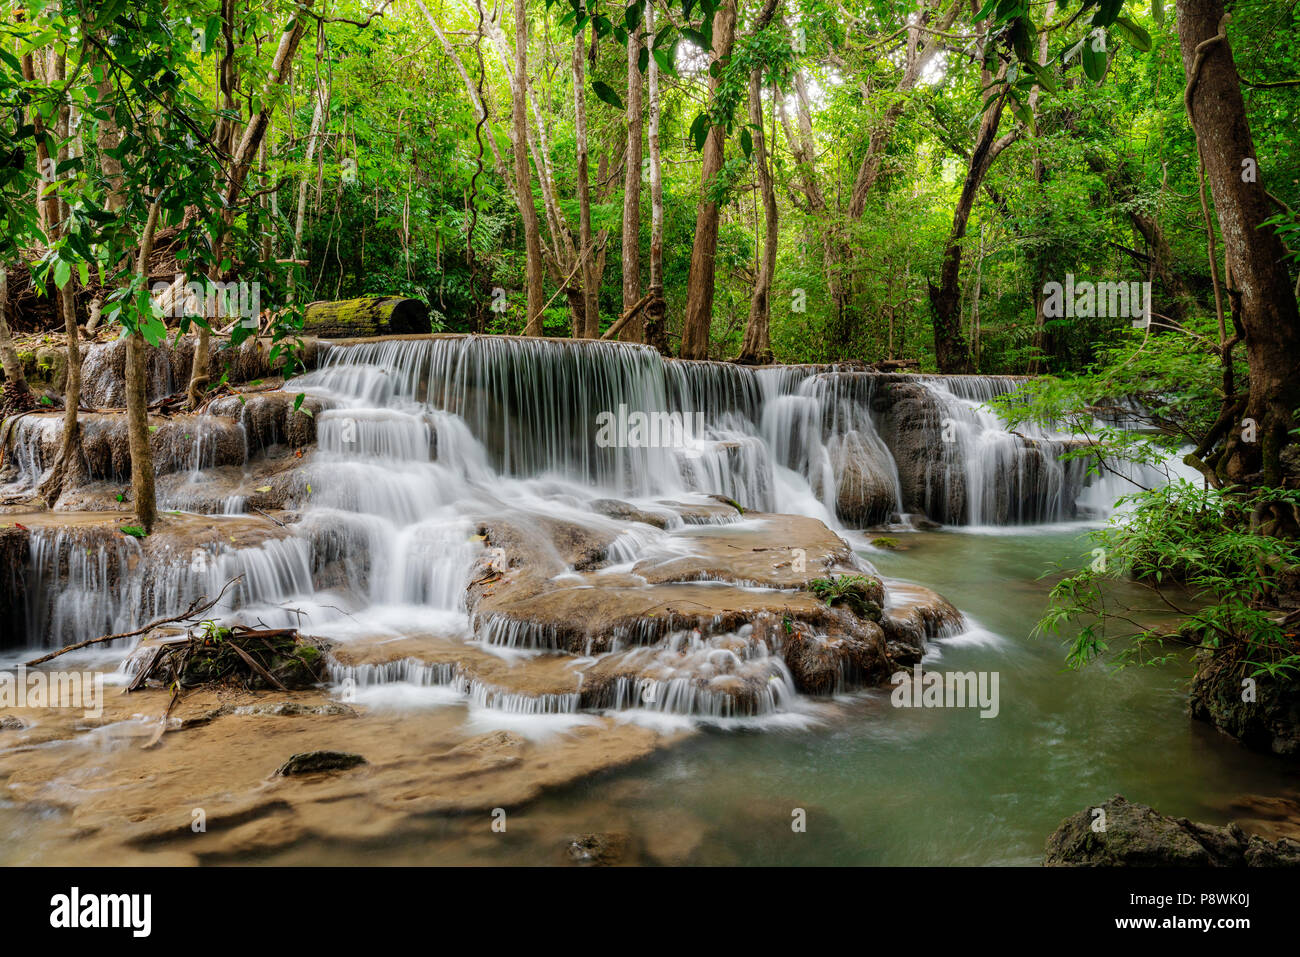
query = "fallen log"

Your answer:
(870, 358), (920, 372)
(301, 296), (431, 338)
(600, 292), (652, 342)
